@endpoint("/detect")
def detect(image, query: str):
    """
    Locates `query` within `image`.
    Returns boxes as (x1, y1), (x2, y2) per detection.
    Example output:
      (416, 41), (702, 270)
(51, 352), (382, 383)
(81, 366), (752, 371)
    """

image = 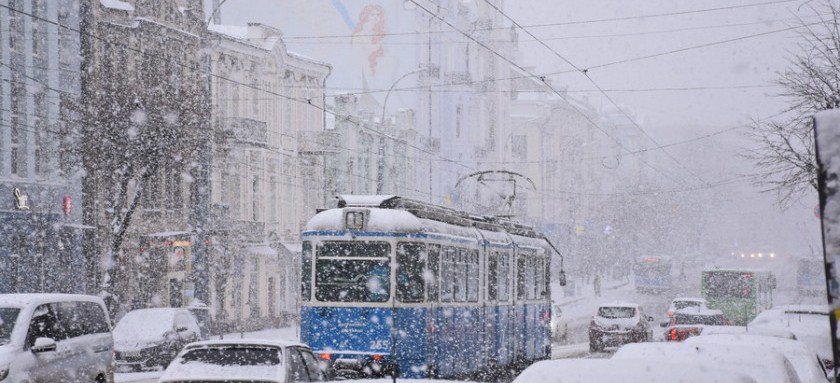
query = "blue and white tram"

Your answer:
(300, 196), (554, 379)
